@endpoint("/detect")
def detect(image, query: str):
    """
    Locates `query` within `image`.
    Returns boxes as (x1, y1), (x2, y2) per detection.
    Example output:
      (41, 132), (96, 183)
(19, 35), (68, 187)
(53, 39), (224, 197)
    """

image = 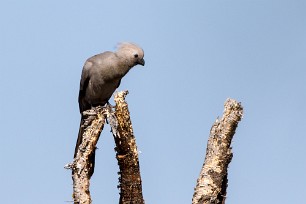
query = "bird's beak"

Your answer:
(138, 58), (145, 66)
